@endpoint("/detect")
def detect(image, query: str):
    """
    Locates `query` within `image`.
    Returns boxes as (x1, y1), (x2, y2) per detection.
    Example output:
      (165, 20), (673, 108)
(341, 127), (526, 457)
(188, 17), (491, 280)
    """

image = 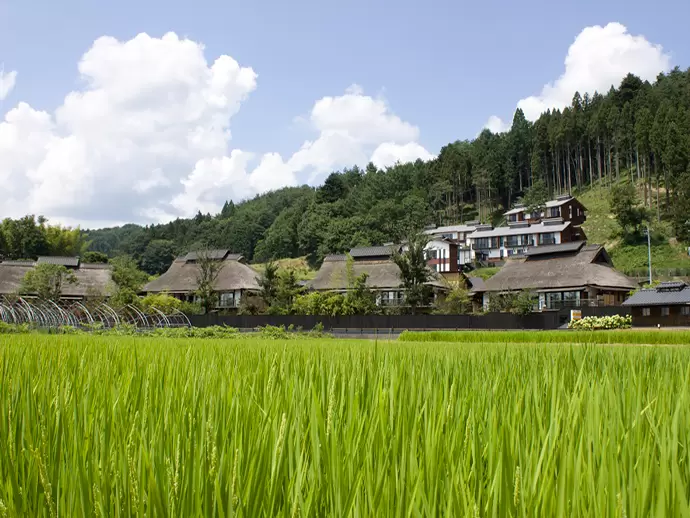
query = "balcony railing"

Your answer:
(543, 299), (621, 310)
